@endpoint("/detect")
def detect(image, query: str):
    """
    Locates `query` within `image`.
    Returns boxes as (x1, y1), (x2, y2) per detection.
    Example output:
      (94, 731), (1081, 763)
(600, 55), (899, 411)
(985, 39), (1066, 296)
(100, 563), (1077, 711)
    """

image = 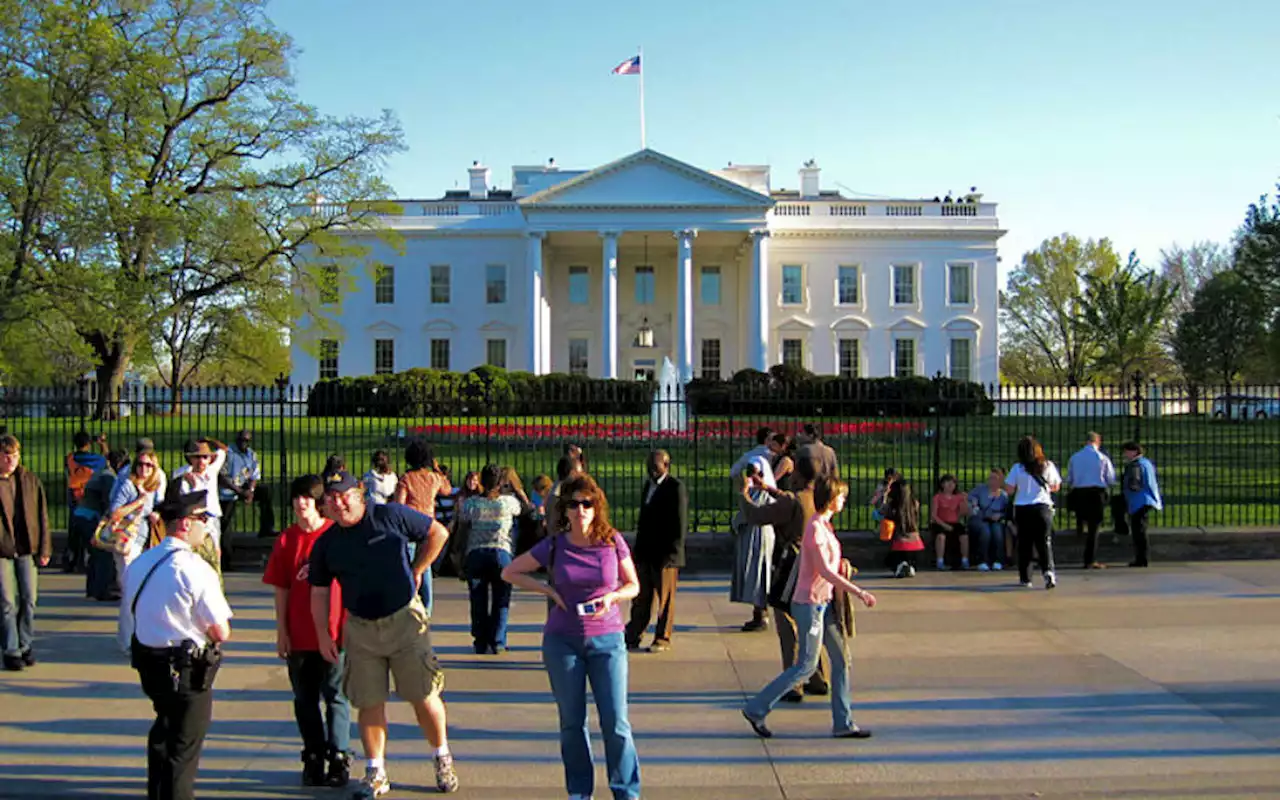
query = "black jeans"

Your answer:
(1131, 506), (1151, 565)
(286, 651), (352, 758)
(133, 644), (215, 800)
(1015, 503), (1056, 583)
(1073, 488), (1107, 566)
